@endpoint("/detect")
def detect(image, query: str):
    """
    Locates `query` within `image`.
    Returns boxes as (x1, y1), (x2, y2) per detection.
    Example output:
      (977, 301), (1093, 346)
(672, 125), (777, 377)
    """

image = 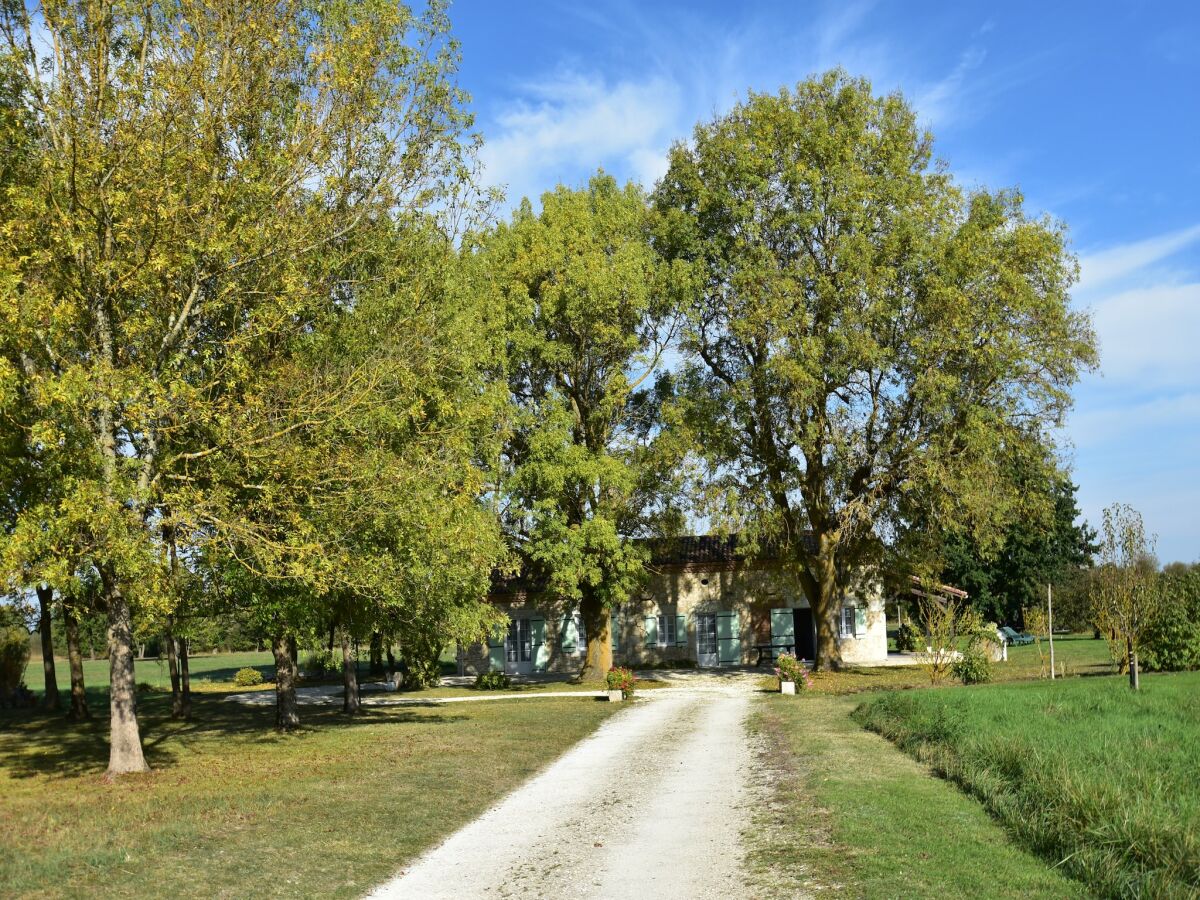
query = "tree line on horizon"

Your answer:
(0, 1), (1111, 777)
